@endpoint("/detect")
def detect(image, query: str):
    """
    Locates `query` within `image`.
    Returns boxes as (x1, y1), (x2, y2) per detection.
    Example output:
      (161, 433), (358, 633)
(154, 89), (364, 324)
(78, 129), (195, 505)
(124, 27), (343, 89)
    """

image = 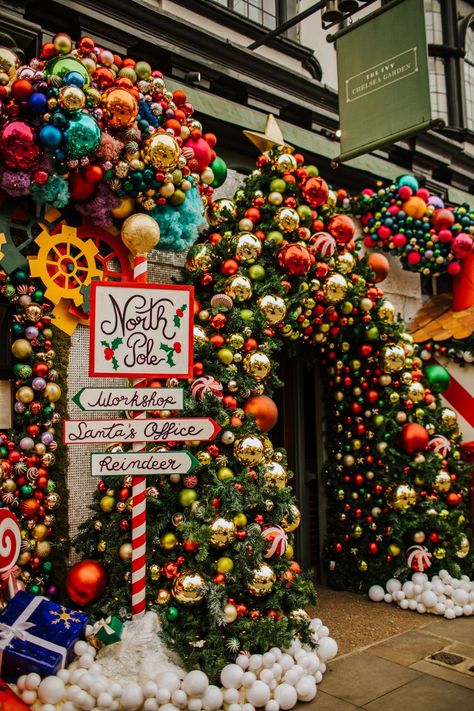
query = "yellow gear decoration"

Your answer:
(0, 232), (6, 262)
(28, 225), (103, 306)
